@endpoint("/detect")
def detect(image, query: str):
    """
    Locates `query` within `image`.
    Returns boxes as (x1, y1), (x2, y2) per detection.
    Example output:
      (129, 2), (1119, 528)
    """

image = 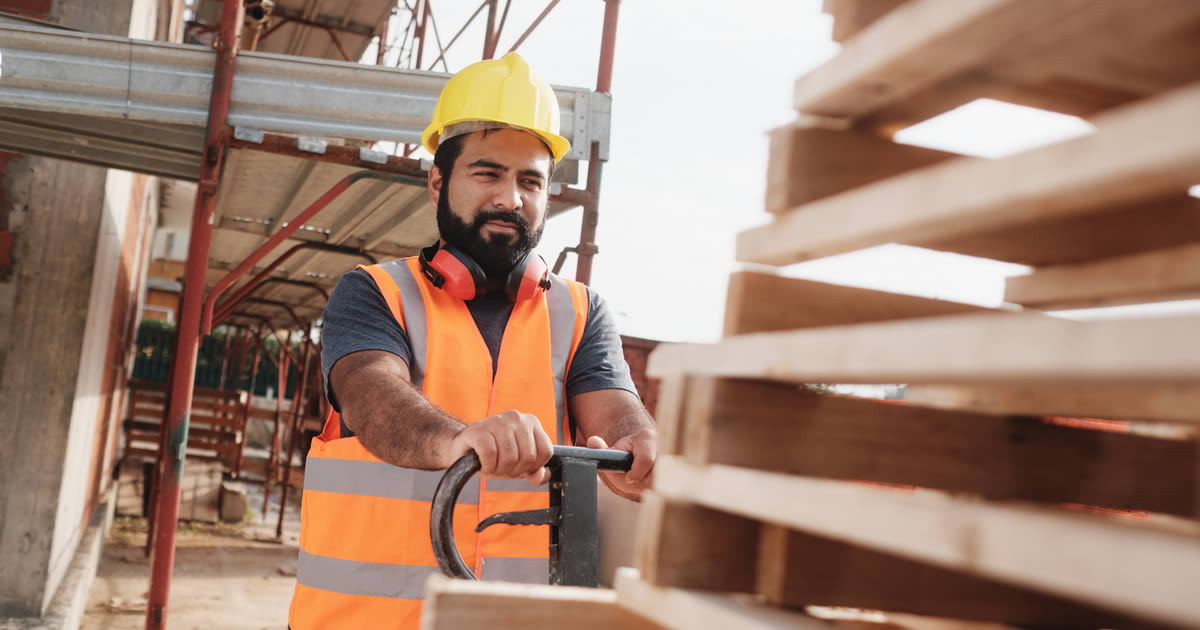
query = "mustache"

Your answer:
(472, 209), (531, 236)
